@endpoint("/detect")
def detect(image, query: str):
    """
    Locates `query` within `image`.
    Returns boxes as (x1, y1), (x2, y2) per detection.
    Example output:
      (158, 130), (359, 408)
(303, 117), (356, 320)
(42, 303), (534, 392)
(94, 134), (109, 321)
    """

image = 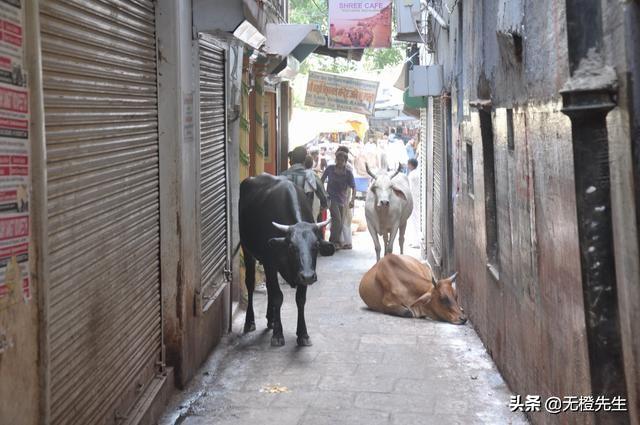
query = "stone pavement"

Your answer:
(159, 232), (529, 425)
